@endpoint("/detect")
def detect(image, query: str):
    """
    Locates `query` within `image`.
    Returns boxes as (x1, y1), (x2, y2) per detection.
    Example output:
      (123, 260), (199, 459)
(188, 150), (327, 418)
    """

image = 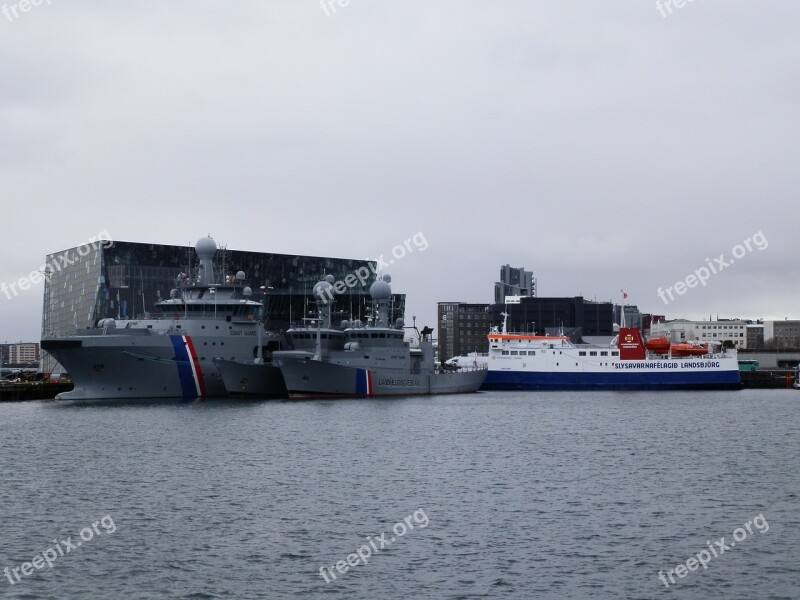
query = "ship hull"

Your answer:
(213, 359), (287, 398)
(482, 358), (742, 390)
(277, 357), (487, 398)
(483, 364), (742, 391)
(42, 333), (261, 400)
